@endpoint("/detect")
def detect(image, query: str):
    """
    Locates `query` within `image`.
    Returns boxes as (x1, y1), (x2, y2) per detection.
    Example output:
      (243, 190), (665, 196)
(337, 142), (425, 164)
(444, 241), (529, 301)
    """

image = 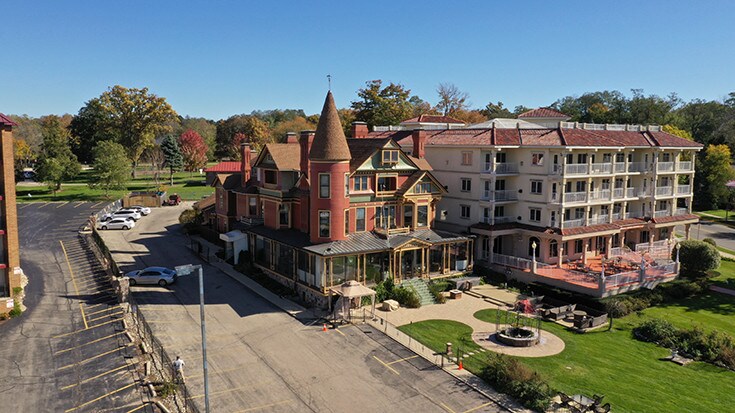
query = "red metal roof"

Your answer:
(204, 161), (241, 173)
(518, 108), (570, 119)
(401, 114), (464, 124)
(0, 114), (17, 126)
